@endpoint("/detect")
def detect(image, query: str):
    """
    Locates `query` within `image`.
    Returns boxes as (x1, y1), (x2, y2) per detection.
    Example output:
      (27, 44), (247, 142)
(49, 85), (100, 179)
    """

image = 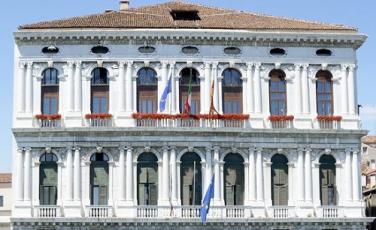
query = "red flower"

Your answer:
(85, 113), (113, 119)
(35, 114), (61, 120)
(317, 115), (342, 122)
(268, 115), (294, 122)
(132, 113), (249, 120)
